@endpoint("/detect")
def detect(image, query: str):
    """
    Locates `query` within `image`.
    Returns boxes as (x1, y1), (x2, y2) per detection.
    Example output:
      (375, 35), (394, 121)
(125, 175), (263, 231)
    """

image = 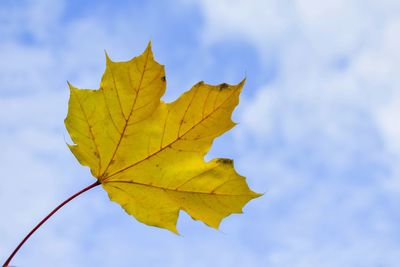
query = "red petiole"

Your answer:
(2, 180), (100, 267)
